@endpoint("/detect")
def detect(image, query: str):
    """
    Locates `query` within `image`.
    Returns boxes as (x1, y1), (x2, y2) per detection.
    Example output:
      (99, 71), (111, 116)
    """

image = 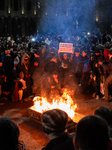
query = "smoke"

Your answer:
(40, 0), (97, 36)
(32, 68), (81, 100)
(32, 70), (42, 96)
